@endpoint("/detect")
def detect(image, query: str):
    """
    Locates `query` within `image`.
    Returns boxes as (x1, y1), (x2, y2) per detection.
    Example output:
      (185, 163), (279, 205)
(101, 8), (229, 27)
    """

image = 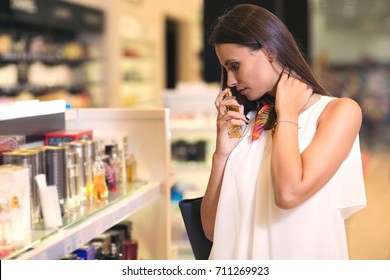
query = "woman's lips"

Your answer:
(238, 88), (247, 96)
